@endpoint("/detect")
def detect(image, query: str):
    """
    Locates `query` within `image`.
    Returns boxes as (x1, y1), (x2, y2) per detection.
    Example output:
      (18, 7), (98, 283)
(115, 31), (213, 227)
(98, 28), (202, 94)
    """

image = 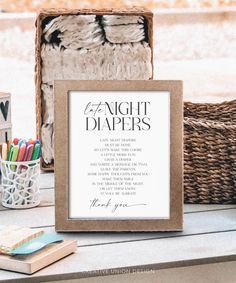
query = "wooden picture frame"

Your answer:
(54, 80), (183, 232)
